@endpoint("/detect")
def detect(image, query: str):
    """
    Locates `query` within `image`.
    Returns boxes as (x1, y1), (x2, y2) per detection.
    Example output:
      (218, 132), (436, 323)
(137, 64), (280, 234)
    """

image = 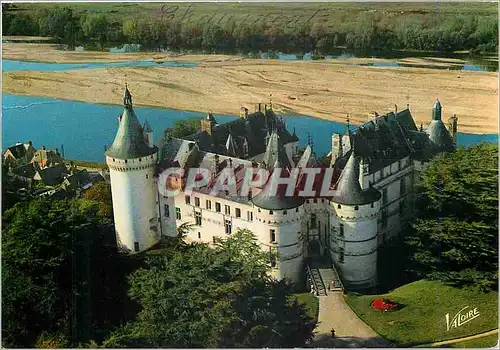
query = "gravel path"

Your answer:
(309, 292), (392, 348)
